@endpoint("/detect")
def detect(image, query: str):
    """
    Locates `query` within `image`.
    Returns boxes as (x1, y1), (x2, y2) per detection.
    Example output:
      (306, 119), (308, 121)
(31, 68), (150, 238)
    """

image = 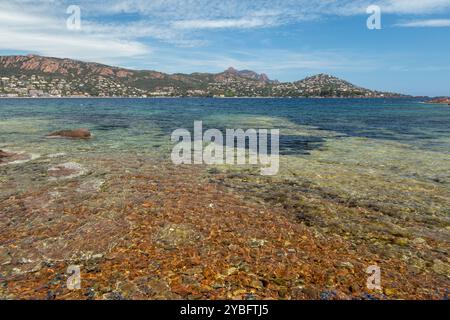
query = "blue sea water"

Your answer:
(0, 98), (449, 156)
